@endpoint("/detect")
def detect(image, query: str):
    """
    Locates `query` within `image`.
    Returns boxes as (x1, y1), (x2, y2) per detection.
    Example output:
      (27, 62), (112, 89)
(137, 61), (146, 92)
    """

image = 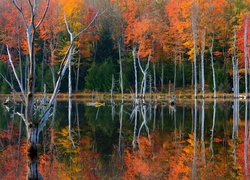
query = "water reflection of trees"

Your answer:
(1, 100), (250, 179)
